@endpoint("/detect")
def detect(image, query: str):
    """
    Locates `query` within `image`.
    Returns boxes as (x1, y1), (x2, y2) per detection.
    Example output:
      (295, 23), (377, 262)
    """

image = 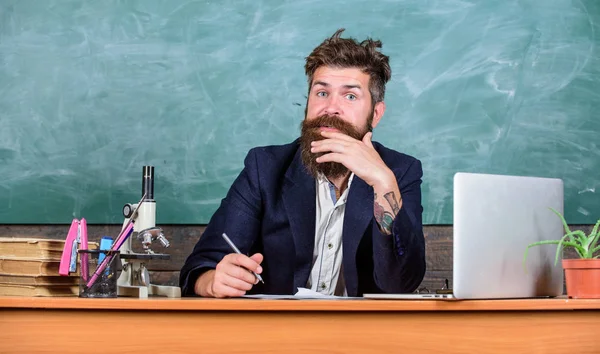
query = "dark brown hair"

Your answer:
(304, 28), (391, 105)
